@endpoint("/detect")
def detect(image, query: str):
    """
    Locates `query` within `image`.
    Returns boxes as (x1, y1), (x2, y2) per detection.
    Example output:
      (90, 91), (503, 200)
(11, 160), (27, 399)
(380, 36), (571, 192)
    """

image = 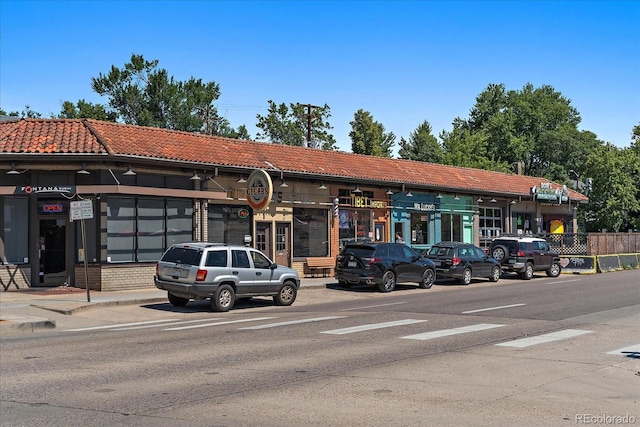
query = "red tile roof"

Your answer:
(0, 118), (588, 201)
